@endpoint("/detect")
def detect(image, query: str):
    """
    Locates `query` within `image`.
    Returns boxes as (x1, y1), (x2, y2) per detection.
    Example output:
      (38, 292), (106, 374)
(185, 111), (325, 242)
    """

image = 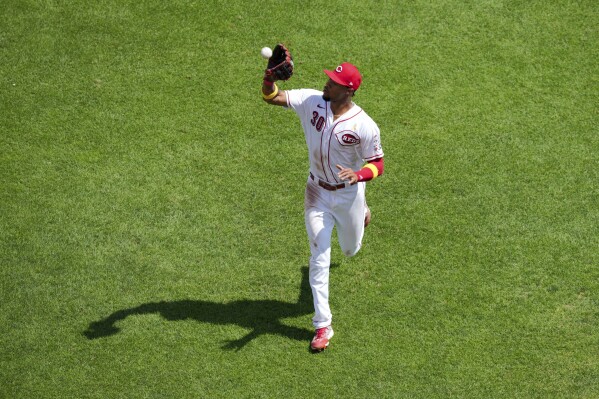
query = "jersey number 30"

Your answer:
(311, 111), (325, 132)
